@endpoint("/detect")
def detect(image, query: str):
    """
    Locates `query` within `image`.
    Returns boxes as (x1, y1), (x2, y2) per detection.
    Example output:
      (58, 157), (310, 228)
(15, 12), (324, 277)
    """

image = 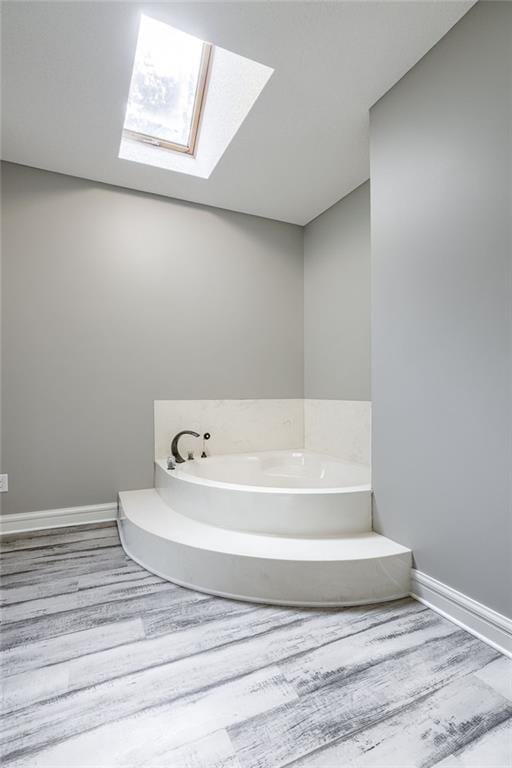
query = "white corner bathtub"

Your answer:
(119, 449), (411, 606)
(155, 450), (371, 537)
